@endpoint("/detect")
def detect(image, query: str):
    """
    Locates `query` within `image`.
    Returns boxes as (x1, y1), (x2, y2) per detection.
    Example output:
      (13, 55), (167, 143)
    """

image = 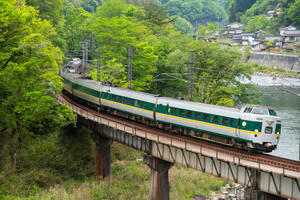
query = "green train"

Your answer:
(61, 70), (281, 152)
